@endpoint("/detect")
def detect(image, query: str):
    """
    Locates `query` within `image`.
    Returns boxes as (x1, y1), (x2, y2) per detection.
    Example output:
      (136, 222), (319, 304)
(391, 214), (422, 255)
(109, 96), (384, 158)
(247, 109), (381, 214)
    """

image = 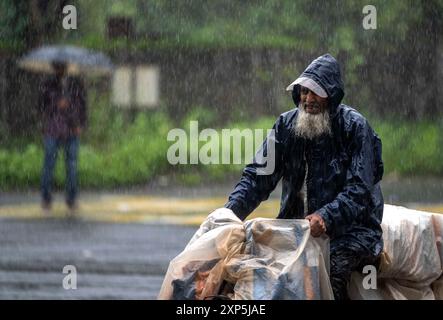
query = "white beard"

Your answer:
(293, 104), (331, 140)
